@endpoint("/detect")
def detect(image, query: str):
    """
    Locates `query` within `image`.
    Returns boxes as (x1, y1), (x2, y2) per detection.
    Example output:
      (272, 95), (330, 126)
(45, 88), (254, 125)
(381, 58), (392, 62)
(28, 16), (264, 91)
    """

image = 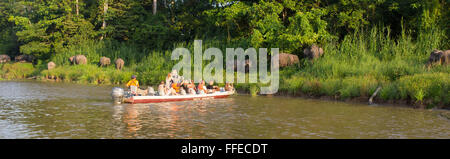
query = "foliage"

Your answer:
(0, 62), (36, 79)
